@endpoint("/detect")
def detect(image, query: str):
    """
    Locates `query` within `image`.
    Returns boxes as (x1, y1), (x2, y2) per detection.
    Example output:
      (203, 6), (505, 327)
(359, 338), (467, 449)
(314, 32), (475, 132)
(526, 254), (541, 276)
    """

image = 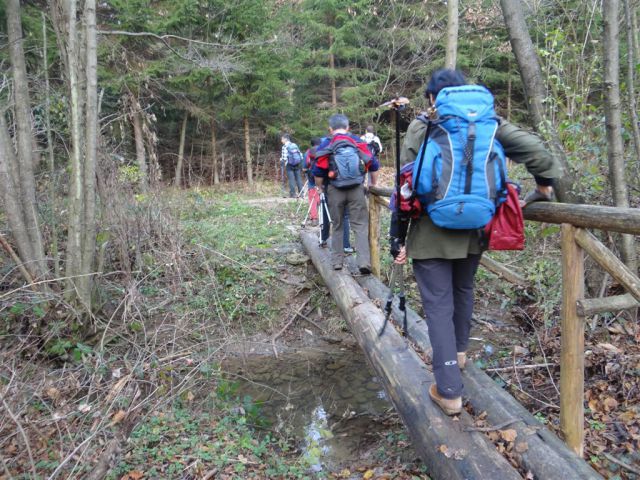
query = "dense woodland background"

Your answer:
(2, 0), (640, 478)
